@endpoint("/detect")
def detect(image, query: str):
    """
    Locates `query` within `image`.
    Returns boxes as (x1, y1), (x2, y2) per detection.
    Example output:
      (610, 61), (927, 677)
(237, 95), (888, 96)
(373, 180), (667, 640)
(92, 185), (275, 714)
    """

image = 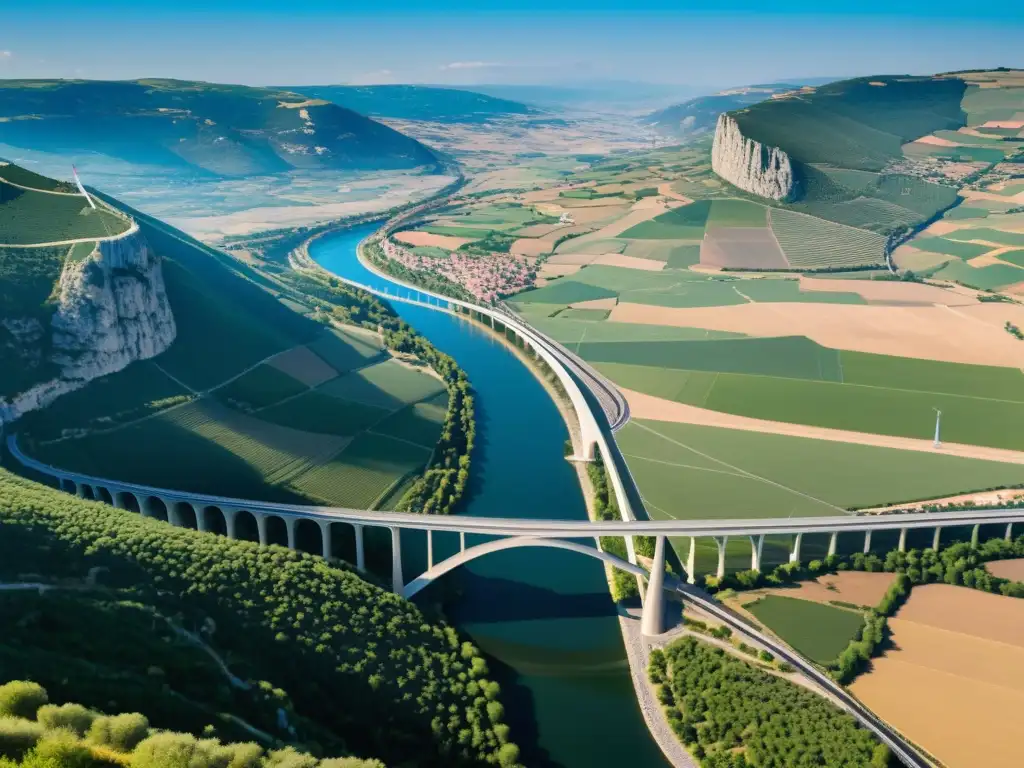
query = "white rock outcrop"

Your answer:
(711, 114), (796, 201)
(0, 229), (176, 424)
